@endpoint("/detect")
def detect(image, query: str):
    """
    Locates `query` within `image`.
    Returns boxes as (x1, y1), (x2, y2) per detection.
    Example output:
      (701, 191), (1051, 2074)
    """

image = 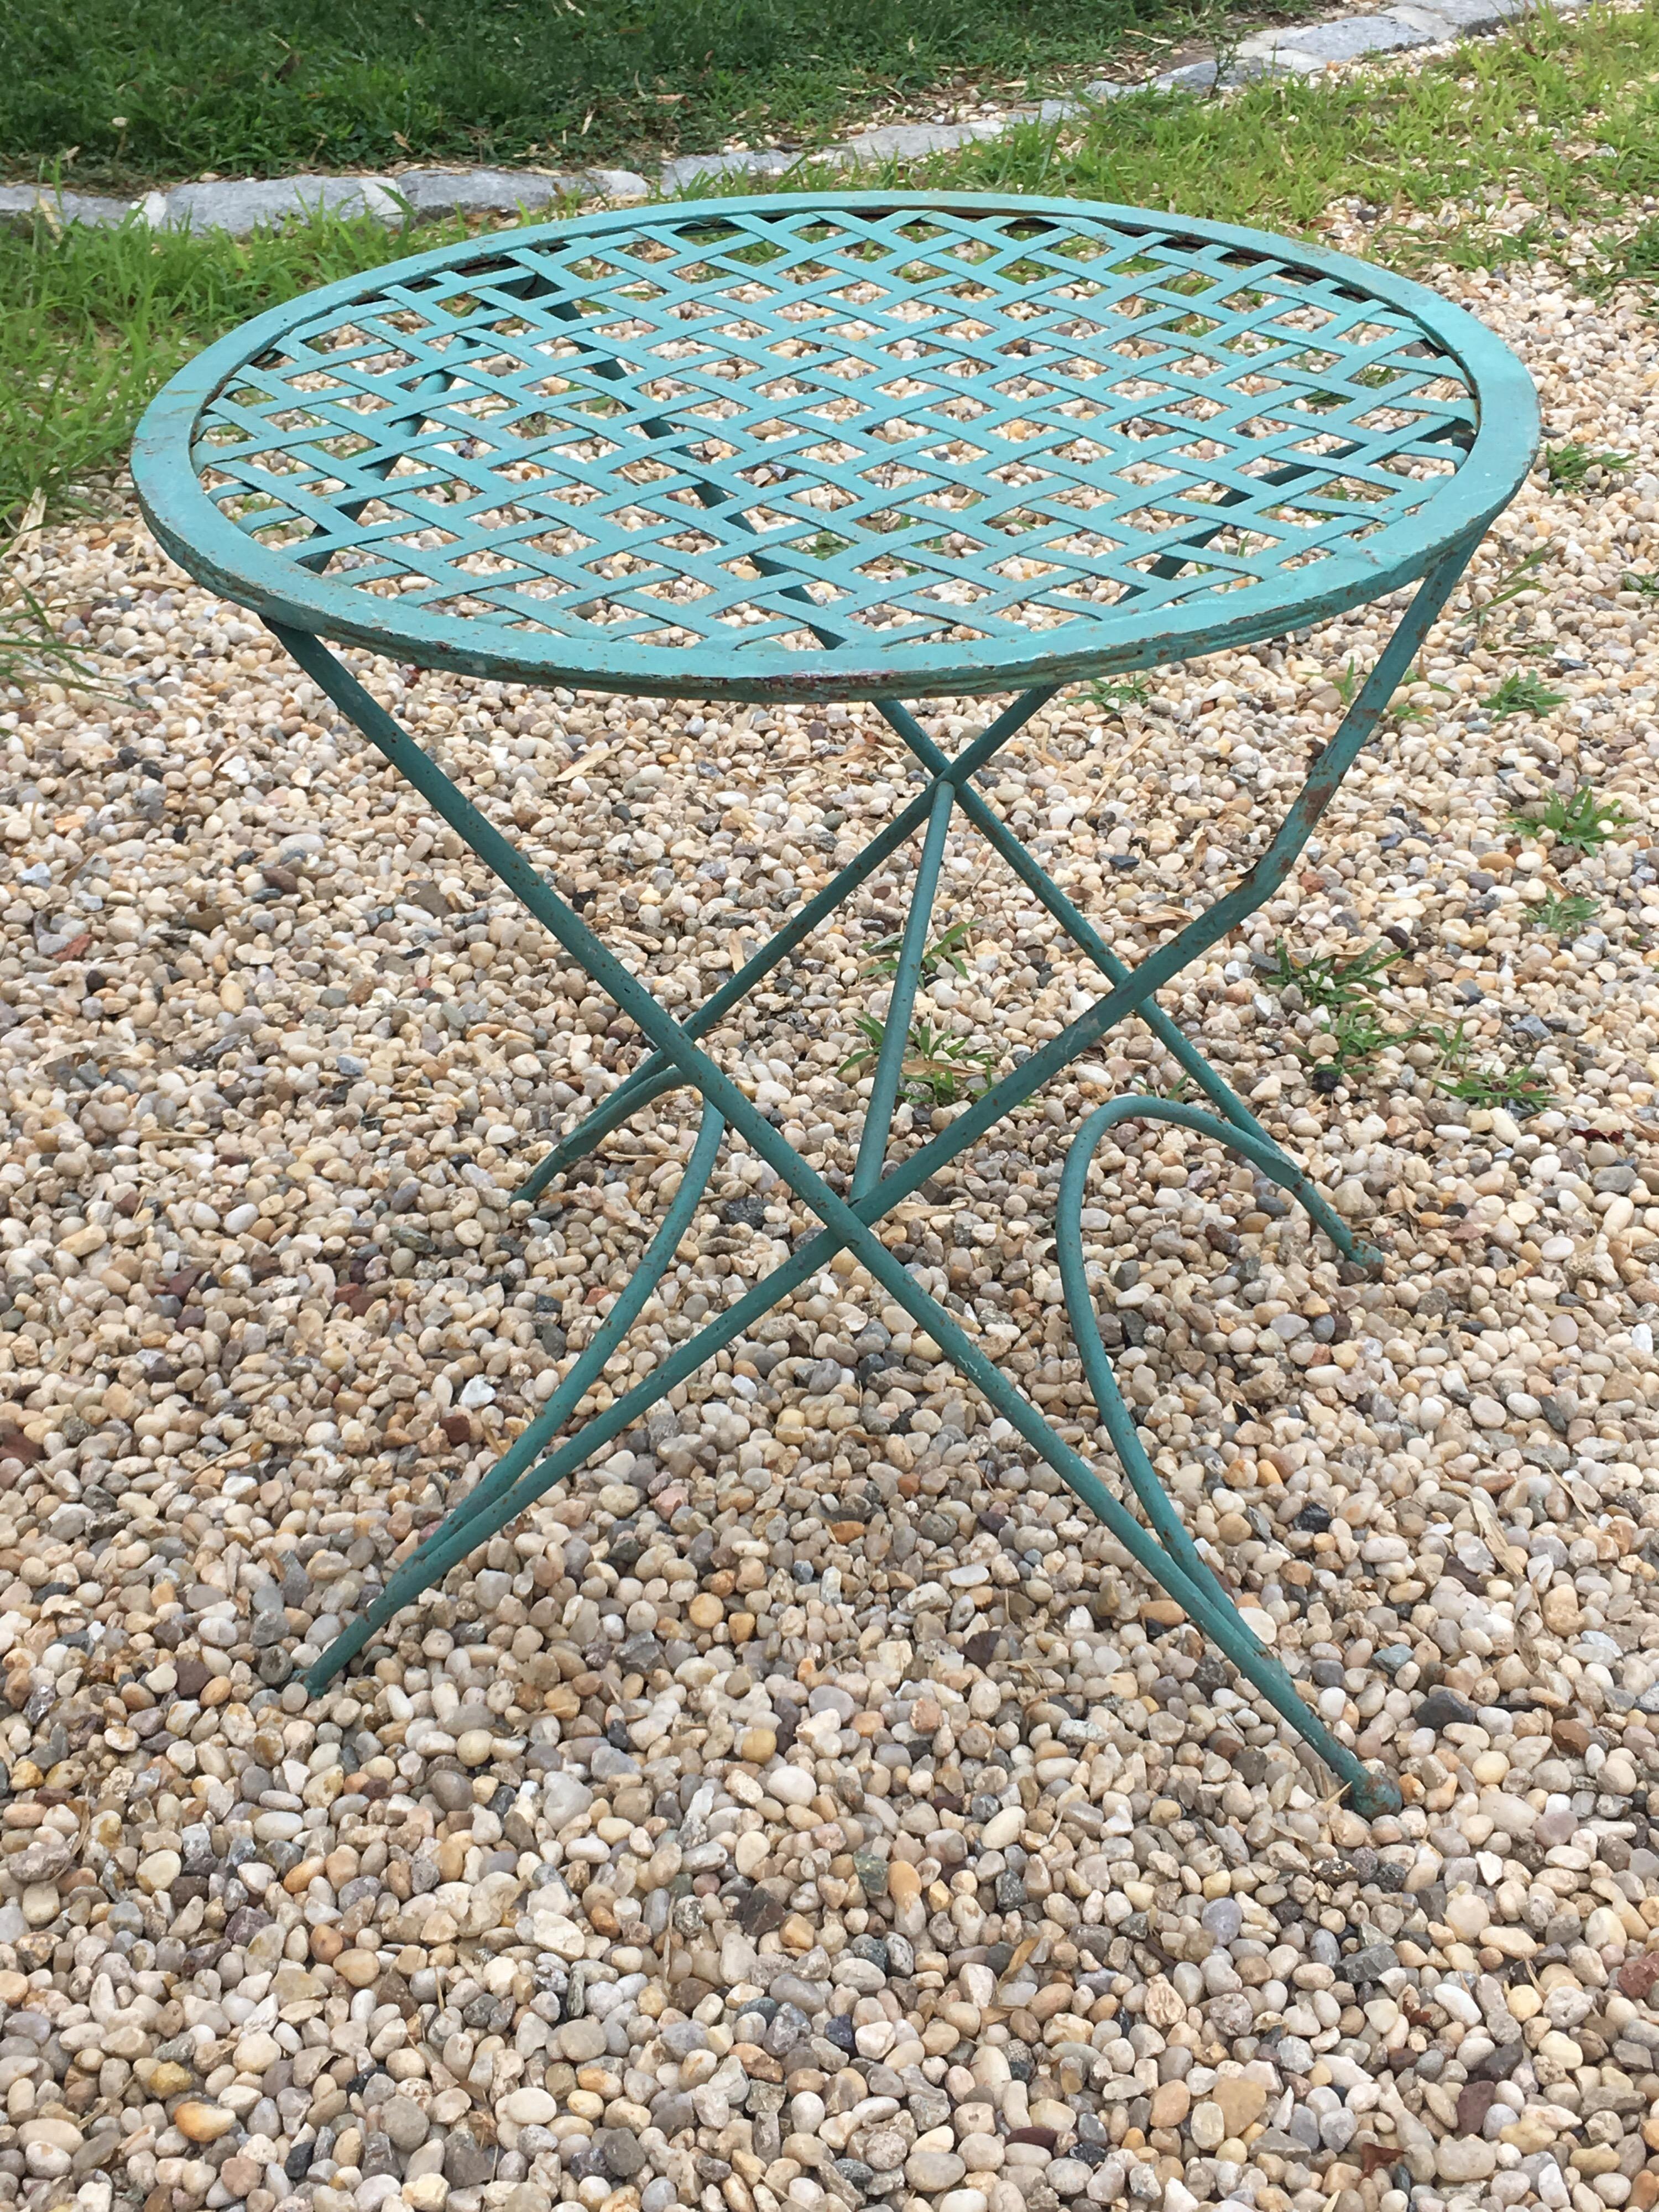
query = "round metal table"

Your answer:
(133, 191), (1538, 1815)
